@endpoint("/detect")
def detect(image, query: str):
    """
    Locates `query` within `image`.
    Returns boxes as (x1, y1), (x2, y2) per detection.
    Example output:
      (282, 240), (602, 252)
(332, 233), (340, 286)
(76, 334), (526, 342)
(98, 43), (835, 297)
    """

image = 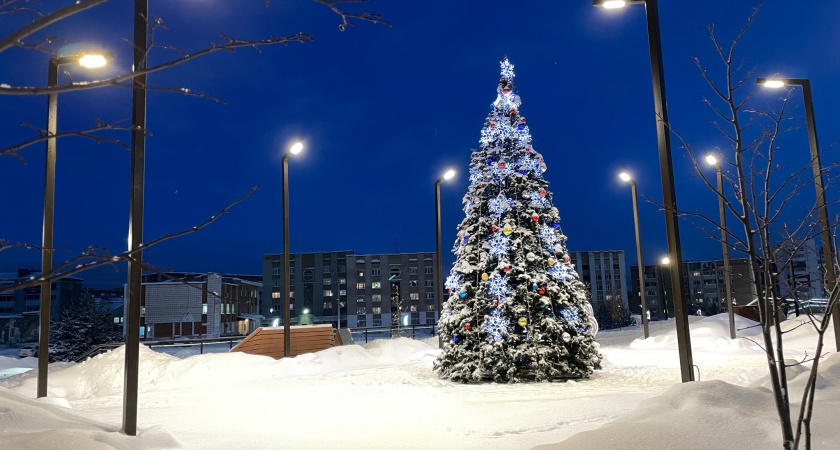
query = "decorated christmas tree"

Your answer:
(434, 58), (602, 383)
